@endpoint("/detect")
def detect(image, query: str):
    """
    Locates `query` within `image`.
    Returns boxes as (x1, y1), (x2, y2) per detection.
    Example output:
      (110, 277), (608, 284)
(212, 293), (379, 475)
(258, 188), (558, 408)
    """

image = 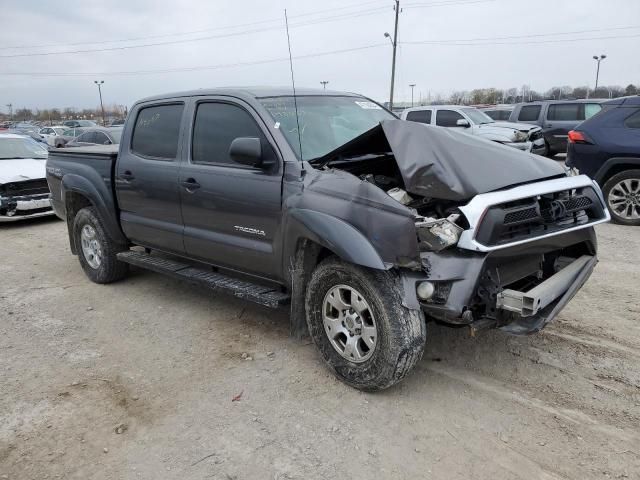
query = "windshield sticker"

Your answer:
(354, 101), (382, 110)
(274, 122), (280, 129)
